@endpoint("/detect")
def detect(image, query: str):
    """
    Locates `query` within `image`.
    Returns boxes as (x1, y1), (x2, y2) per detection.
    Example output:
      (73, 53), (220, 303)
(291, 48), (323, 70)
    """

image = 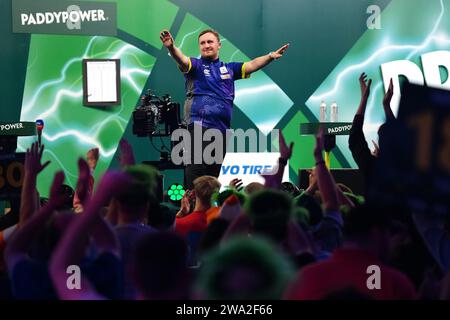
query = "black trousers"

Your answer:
(184, 124), (227, 189)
